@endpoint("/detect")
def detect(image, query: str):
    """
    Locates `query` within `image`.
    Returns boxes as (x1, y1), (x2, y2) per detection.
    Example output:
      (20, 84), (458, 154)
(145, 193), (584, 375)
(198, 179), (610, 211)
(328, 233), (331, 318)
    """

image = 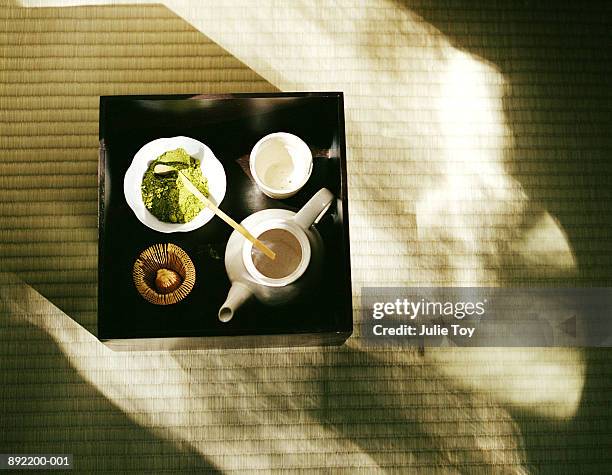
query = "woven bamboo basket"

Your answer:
(133, 243), (196, 305)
